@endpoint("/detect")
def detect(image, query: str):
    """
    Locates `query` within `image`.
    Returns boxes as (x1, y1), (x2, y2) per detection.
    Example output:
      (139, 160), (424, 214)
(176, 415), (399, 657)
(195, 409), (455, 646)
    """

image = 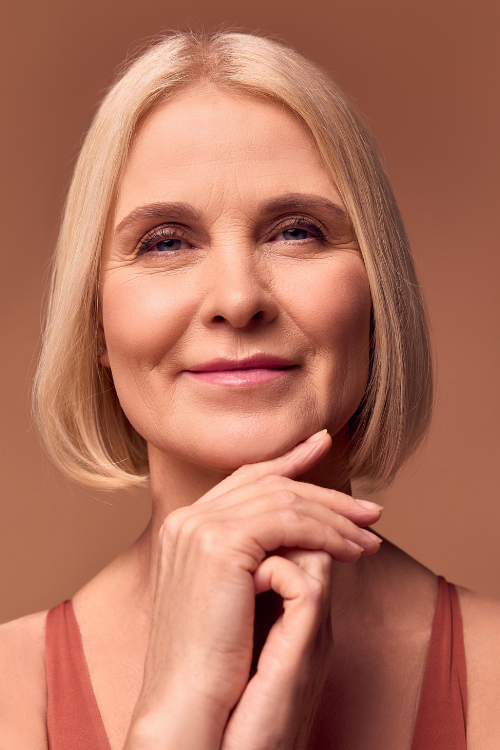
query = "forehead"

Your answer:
(115, 85), (342, 222)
